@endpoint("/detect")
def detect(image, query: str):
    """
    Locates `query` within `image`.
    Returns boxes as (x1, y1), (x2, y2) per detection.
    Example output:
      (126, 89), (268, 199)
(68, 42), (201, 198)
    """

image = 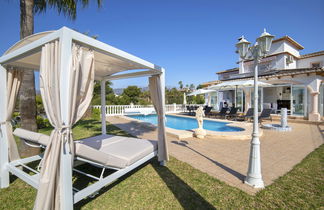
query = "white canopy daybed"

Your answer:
(0, 27), (168, 210)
